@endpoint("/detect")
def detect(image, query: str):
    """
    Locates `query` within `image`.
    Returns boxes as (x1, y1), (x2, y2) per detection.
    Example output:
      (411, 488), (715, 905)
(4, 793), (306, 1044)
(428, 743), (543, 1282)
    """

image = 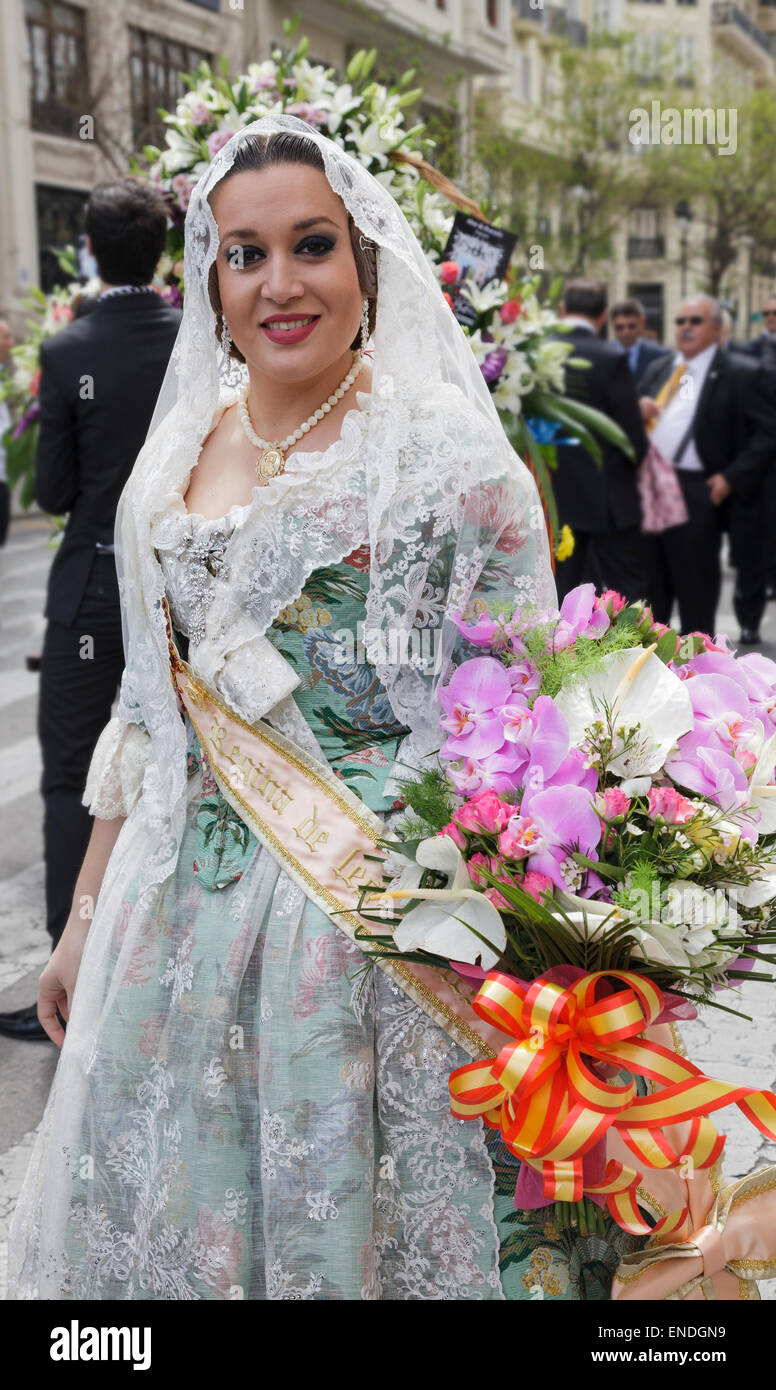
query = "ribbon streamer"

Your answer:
(612, 1166), (776, 1299)
(449, 970), (776, 1235)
